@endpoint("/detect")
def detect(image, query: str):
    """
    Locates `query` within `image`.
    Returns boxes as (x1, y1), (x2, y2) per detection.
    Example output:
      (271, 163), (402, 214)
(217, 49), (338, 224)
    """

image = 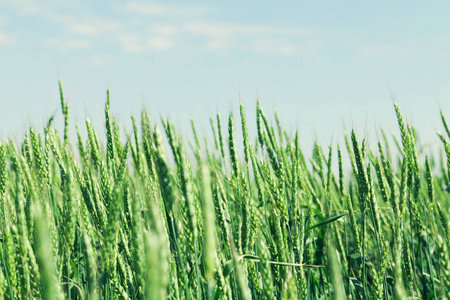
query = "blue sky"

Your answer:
(1, 0), (450, 154)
